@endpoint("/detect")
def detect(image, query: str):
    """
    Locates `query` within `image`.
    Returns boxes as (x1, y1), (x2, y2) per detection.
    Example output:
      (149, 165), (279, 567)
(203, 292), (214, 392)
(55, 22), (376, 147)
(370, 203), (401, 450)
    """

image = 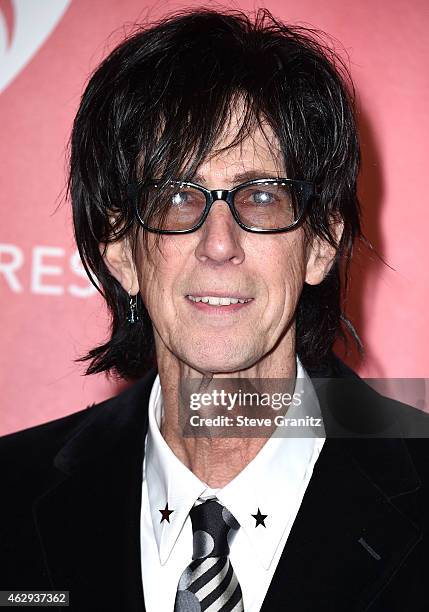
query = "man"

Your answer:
(1, 8), (428, 612)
